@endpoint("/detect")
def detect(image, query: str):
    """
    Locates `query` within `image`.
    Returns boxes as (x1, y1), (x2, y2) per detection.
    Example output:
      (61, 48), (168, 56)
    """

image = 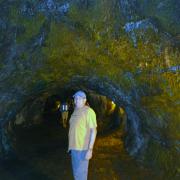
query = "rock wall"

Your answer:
(0, 0), (179, 177)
